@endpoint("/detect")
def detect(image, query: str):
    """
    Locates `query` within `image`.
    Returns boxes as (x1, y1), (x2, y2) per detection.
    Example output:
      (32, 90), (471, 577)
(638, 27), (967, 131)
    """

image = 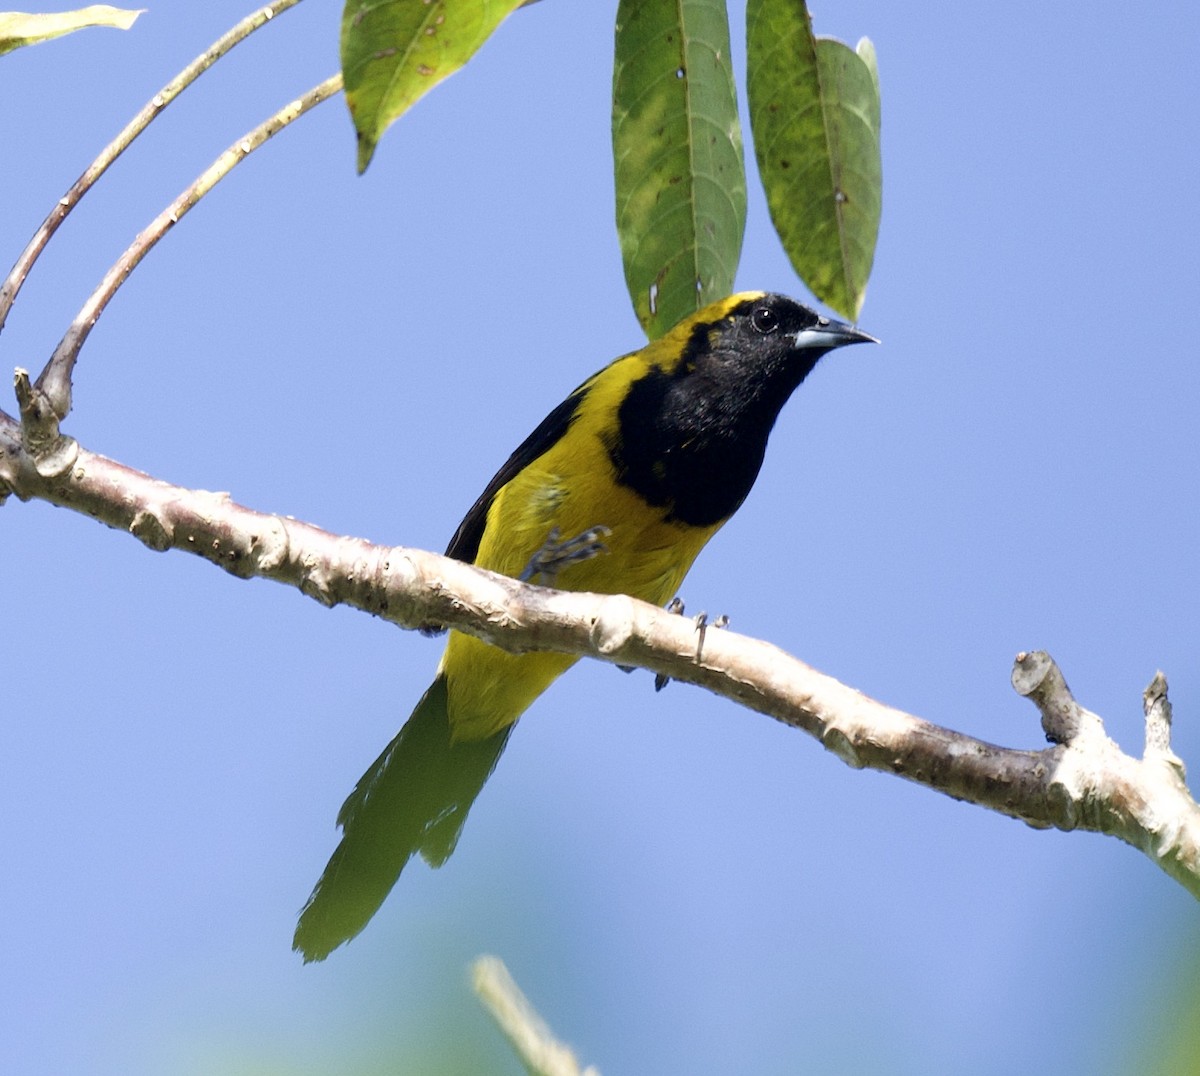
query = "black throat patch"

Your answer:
(605, 364), (773, 527)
